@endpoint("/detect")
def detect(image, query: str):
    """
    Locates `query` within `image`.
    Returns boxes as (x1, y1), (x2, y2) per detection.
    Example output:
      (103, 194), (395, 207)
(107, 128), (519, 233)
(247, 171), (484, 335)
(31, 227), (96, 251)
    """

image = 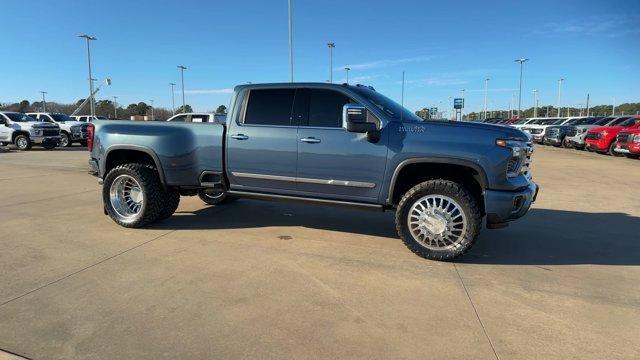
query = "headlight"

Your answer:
(33, 129), (42, 136)
(601, 131), (608, 137)
(496, 139), (530, 178)
(634, 135), (640, 143)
